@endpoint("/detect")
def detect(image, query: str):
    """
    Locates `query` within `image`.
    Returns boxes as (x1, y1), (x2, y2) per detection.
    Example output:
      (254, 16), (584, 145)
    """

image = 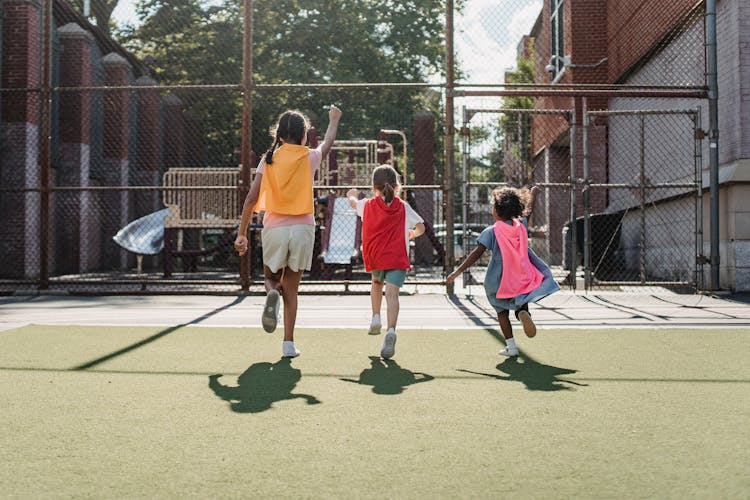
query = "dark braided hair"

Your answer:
(264, 110), (309, 164)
